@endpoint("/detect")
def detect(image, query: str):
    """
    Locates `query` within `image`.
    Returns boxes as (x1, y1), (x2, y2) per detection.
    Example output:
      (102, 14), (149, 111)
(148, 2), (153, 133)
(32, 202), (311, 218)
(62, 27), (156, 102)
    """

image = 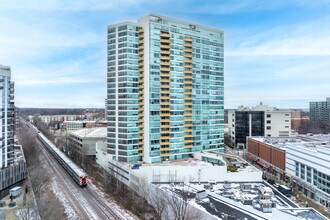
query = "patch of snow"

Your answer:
(50, 178), (80, 220)
(88, 182), (139, 220)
